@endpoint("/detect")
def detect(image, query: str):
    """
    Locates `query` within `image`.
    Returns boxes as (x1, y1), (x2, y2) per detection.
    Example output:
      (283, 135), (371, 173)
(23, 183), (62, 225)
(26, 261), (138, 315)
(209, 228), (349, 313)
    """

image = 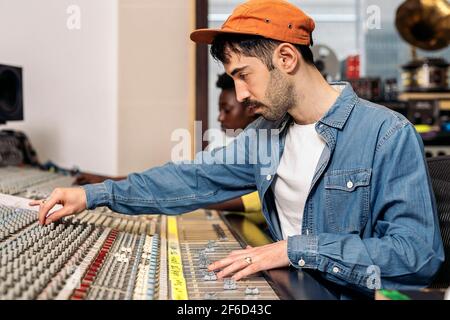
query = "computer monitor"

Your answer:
(0, 64), (23, 124)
